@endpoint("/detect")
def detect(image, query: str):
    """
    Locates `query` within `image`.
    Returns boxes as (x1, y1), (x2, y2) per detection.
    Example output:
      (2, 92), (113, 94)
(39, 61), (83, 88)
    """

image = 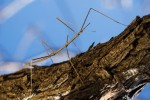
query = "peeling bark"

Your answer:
(0, 14), (150, 100)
